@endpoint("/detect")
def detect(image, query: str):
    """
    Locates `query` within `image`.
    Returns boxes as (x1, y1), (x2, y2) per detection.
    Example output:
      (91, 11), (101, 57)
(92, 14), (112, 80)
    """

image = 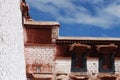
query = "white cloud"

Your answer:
(102, 5), (120, 18)
(75, 0), (104, 4)
(26, 0), (120, 29)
